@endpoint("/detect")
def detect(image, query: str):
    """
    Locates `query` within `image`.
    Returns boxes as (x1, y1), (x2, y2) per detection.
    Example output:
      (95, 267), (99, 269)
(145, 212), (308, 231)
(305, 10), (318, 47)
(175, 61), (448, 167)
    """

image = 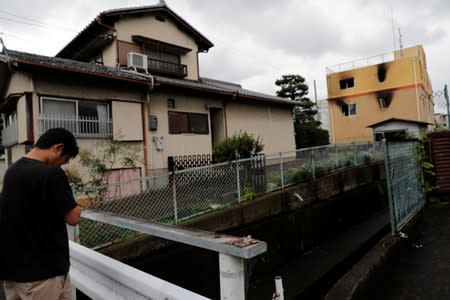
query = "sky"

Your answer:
(1, 0), (449, 110)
